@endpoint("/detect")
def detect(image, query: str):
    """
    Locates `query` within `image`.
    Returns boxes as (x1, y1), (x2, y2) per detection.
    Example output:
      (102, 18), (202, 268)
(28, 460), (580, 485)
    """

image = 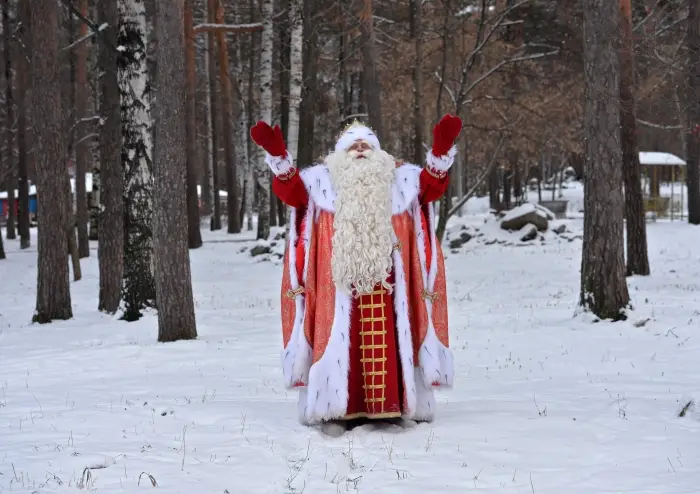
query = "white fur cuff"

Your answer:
(426, 145), (457, 172)
(265, 151), (294, 176)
